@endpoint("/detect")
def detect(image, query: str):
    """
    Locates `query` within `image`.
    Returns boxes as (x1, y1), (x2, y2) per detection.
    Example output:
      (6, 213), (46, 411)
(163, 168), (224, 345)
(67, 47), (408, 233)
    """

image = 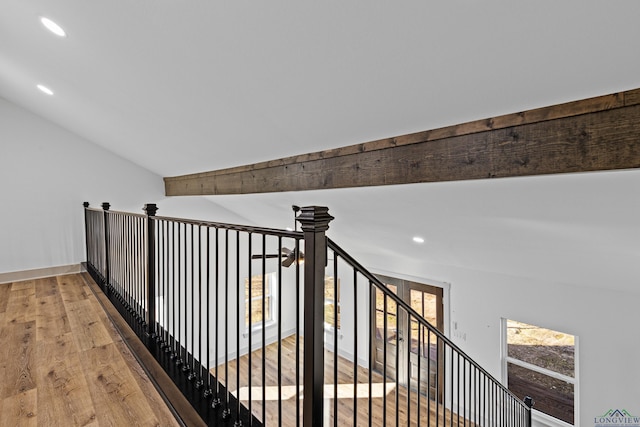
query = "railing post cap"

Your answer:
(101, 202), (110, 210)
(524, 396), (534, 408)
(297, 206), (334, 232)
(83, 202), (89, 208)
(143, 203), (158, 216)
